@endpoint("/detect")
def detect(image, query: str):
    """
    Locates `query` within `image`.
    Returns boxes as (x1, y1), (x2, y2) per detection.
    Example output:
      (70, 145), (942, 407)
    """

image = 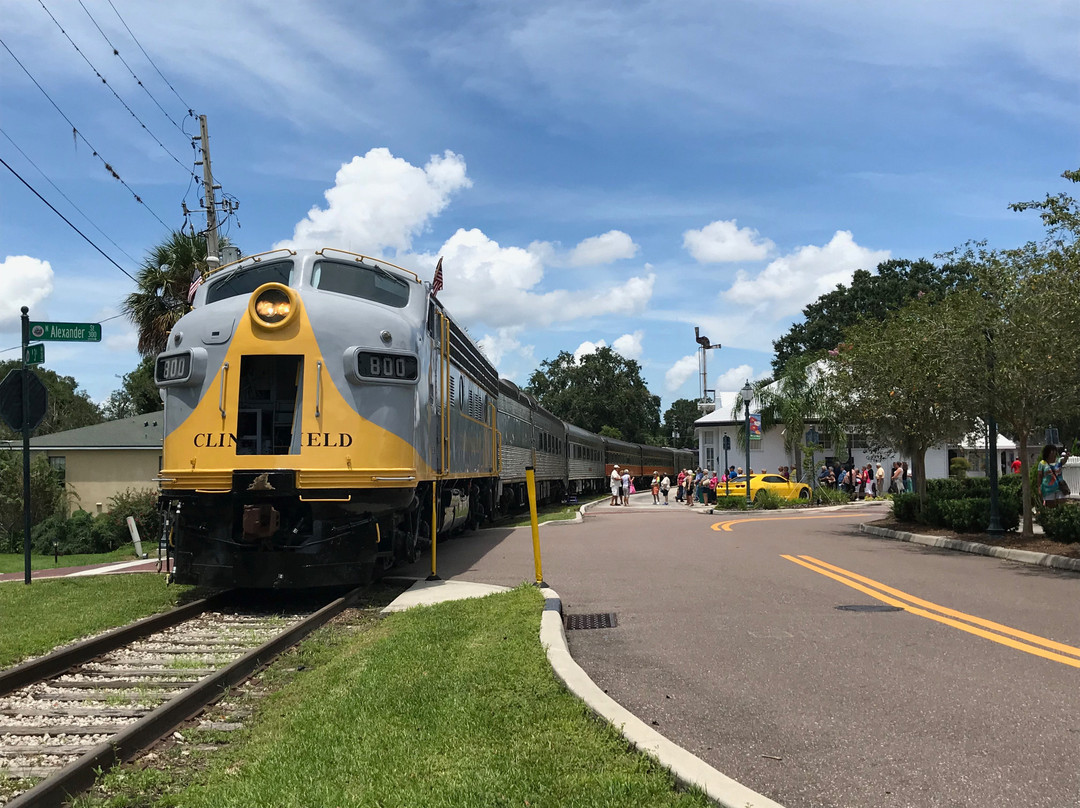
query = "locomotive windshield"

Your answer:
(311, 260), (410, 308)
(206, 261), (294, 304)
